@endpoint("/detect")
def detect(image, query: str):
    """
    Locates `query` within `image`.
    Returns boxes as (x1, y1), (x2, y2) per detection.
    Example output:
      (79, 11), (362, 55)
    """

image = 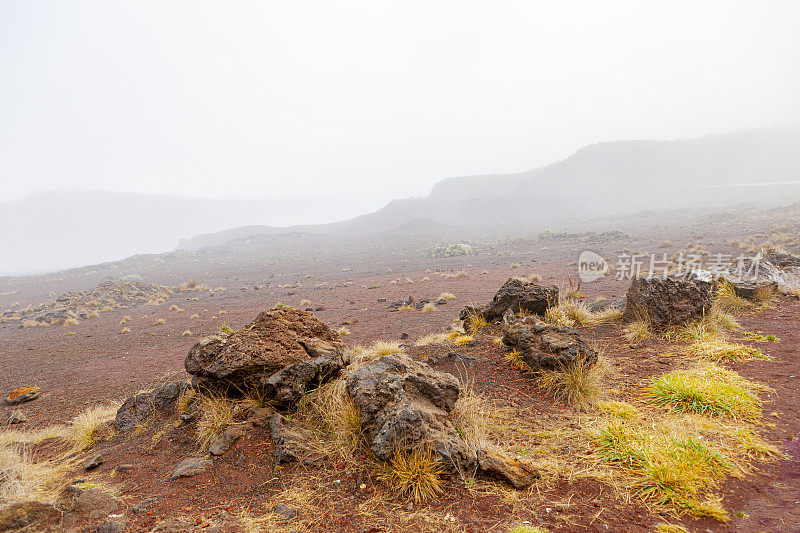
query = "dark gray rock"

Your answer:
(622, 271), (713, 330)
(0, 501), (60, 531)
(345, 353), (474, 473)
(273, 503), (298, 519)
(209, 425), (248, 456)
(84, 454), (104, 471)
(7, 409), (27, 424)
(115, 381), (189, 431)
(96, 519), (125, 533)
(269, 414), (325, 466)
(589, 296), (626, 313)
(170, 456), (212, 480)
(477, 449), (539, 489)
(460, 278), (558, 323)
(501, 311), (598, 370)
